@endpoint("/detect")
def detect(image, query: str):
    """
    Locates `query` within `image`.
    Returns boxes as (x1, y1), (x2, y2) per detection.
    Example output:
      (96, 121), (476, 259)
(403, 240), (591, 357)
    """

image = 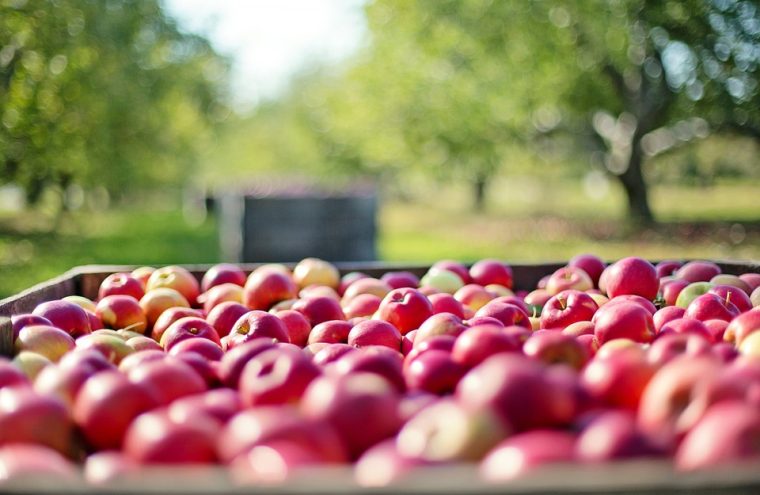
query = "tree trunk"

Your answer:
(617, 134), (654, 226)
(473, 172), (487, 212)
